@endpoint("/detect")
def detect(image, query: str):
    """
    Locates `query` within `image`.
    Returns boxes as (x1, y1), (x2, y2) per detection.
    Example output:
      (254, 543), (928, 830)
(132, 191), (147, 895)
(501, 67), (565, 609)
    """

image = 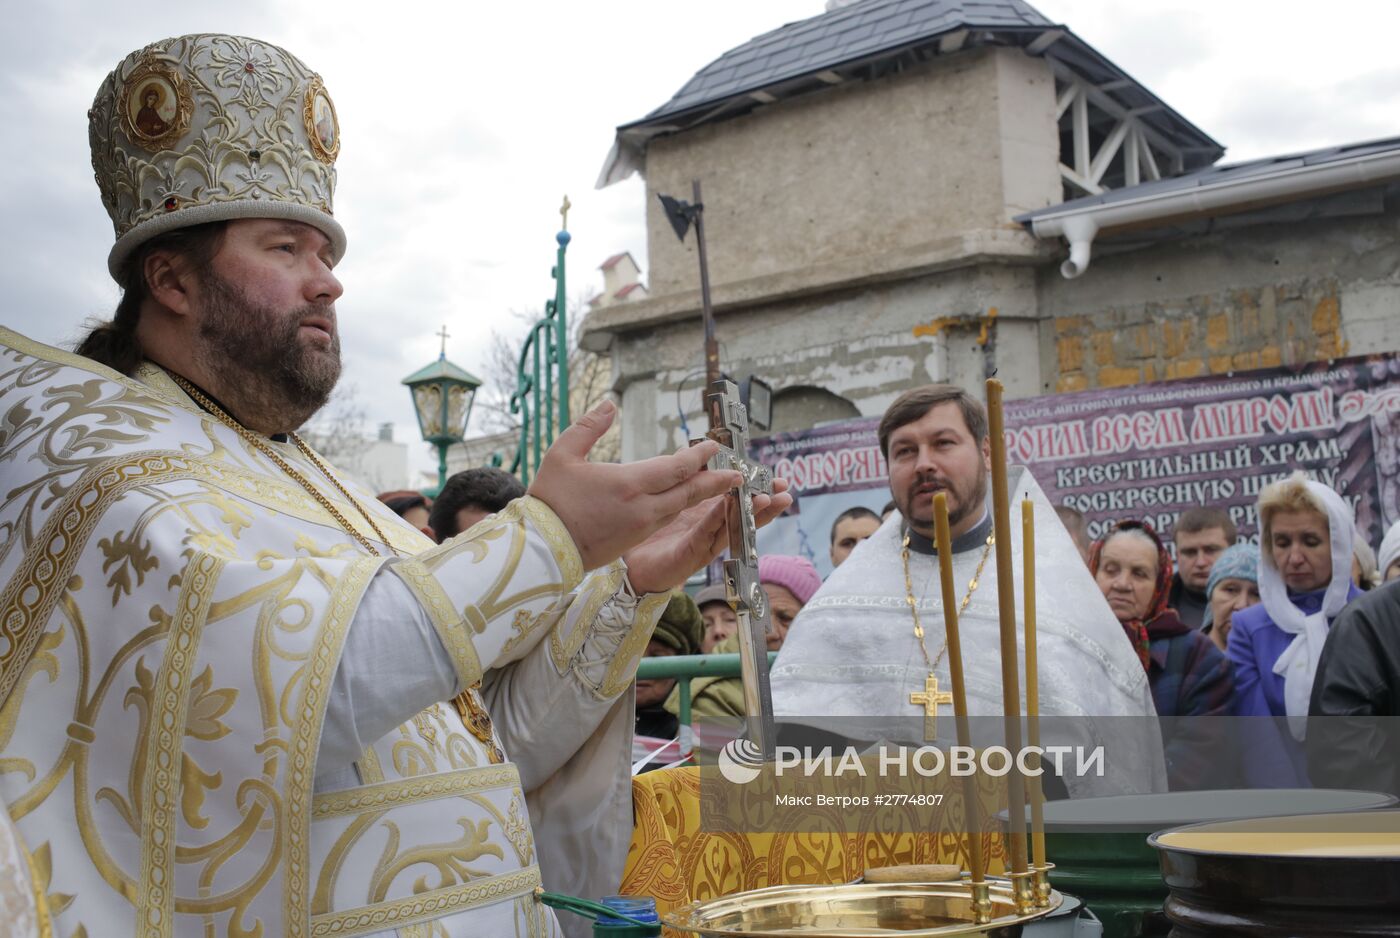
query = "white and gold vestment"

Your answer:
(0, 328), (663, 938)
(770, 468), (1167, 795)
